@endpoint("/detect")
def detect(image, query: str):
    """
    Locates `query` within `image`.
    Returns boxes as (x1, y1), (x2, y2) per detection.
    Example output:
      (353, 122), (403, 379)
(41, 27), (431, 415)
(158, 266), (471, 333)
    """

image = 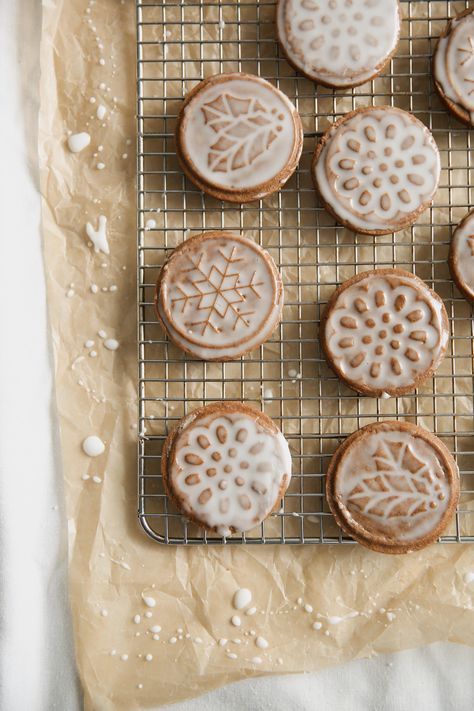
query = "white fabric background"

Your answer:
(0, 1), (472, 709)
